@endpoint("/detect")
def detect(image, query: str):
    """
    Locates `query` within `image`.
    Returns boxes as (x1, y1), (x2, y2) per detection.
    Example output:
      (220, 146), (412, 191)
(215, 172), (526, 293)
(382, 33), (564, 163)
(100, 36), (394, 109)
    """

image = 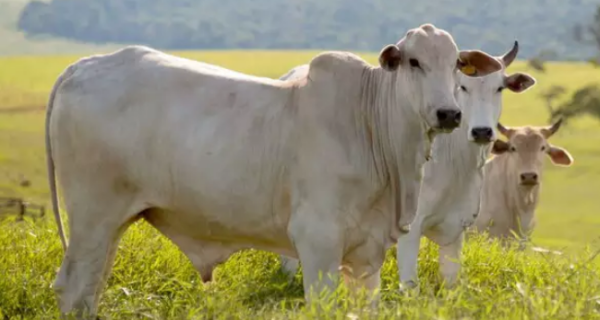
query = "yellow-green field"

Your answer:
(0, 51), (599, 319)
